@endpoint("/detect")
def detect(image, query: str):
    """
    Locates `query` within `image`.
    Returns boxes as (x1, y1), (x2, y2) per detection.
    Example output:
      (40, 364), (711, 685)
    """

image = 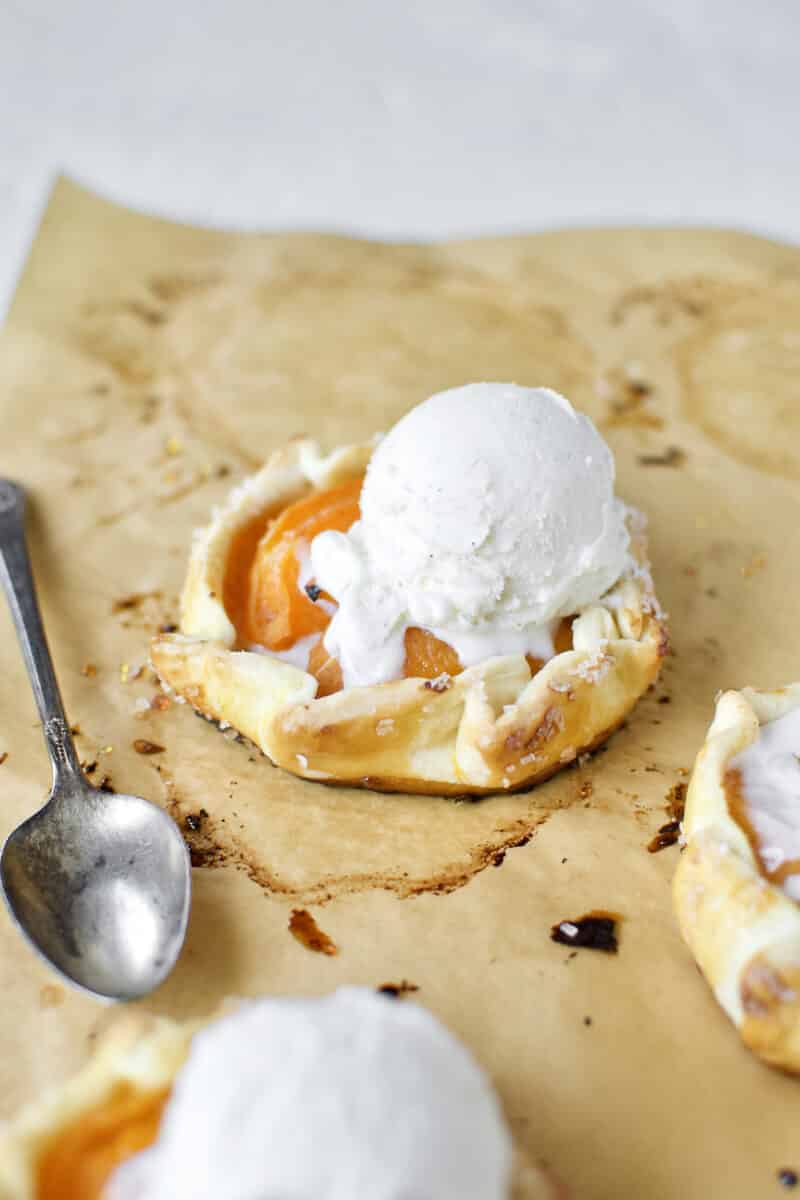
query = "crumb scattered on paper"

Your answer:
(289, 909), (338, 956)
(551, 913), (619, 953)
